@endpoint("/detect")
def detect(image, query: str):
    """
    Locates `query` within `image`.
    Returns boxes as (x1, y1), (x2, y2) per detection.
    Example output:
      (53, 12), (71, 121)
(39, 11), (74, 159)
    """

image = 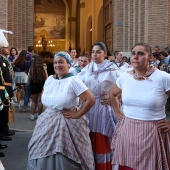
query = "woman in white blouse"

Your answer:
(110, 43), (170, 170)
(78, 42), (121, 170)
(28, 51), (95, 170)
